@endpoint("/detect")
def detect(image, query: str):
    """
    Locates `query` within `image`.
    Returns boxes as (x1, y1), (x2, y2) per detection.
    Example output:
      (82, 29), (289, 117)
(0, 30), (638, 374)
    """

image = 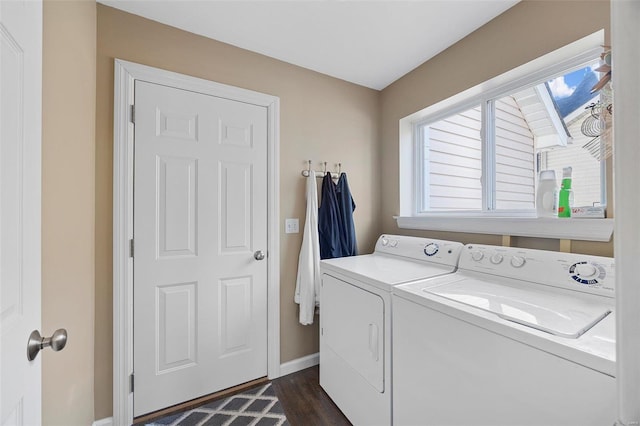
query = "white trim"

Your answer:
(396, 216), (613, 242)
(113, 60), (135, 426)
(92, 418), (114, 426)
(612, 1), (640, 425)
(482, 100), (495, 211)
(112, 59), (281, 426)
(267, 91), (281, 381)
(279, 352), (320, 377)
